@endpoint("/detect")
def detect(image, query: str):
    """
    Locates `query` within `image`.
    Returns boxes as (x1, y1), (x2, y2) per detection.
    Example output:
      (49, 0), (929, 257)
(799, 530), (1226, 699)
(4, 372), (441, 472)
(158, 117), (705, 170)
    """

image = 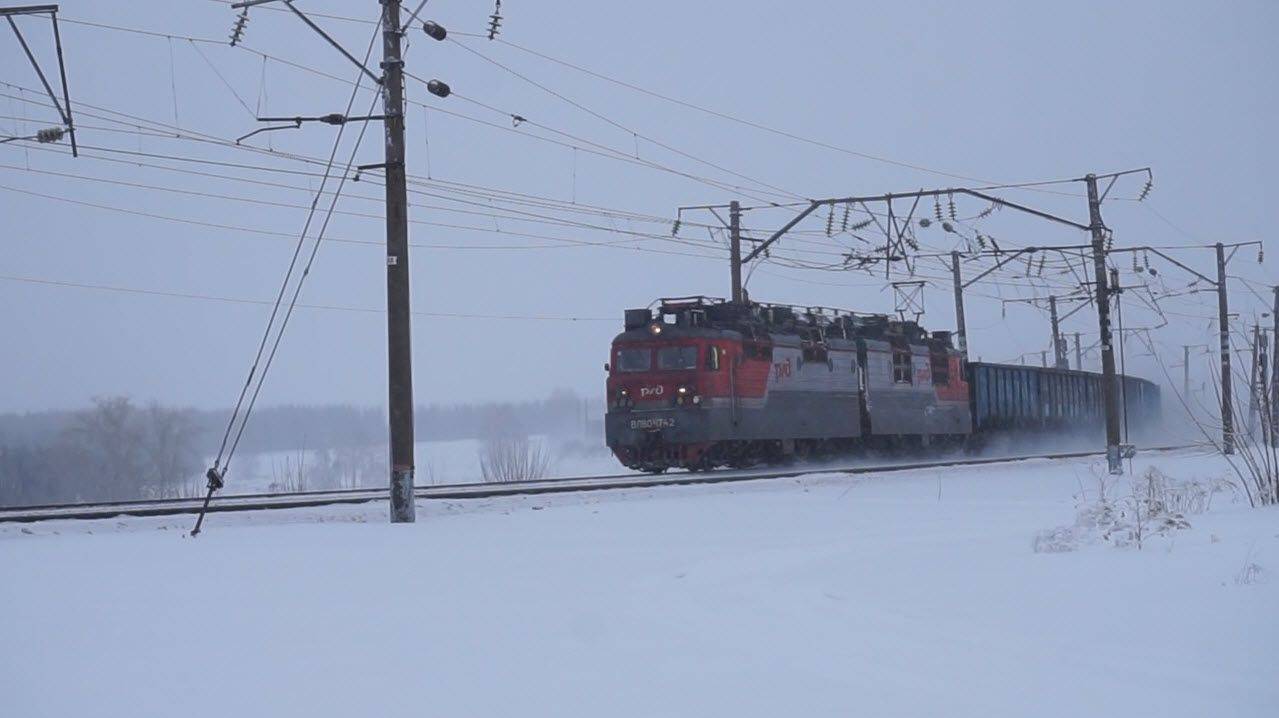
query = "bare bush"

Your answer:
(479, 436), (551, 483)
(268, 450), (308, 493)
(140, 404), (202, 499)
(1034, 463), (1214, 552)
